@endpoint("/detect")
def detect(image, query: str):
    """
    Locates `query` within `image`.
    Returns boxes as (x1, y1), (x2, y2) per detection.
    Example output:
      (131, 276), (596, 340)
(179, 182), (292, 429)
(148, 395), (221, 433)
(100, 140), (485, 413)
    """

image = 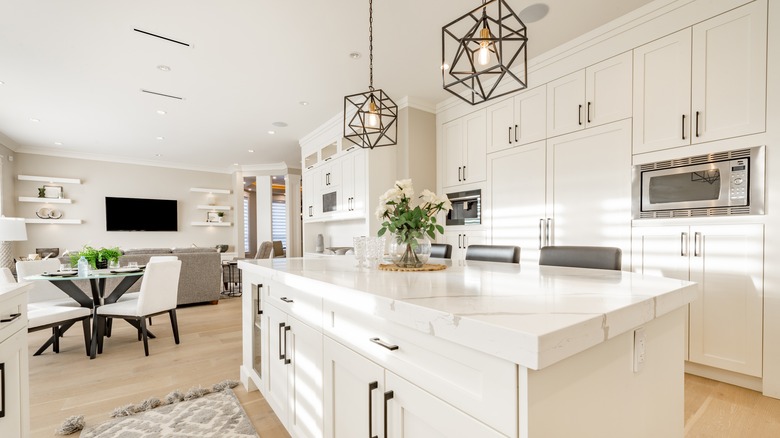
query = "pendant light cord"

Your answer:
(368, 0), (374, 91)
